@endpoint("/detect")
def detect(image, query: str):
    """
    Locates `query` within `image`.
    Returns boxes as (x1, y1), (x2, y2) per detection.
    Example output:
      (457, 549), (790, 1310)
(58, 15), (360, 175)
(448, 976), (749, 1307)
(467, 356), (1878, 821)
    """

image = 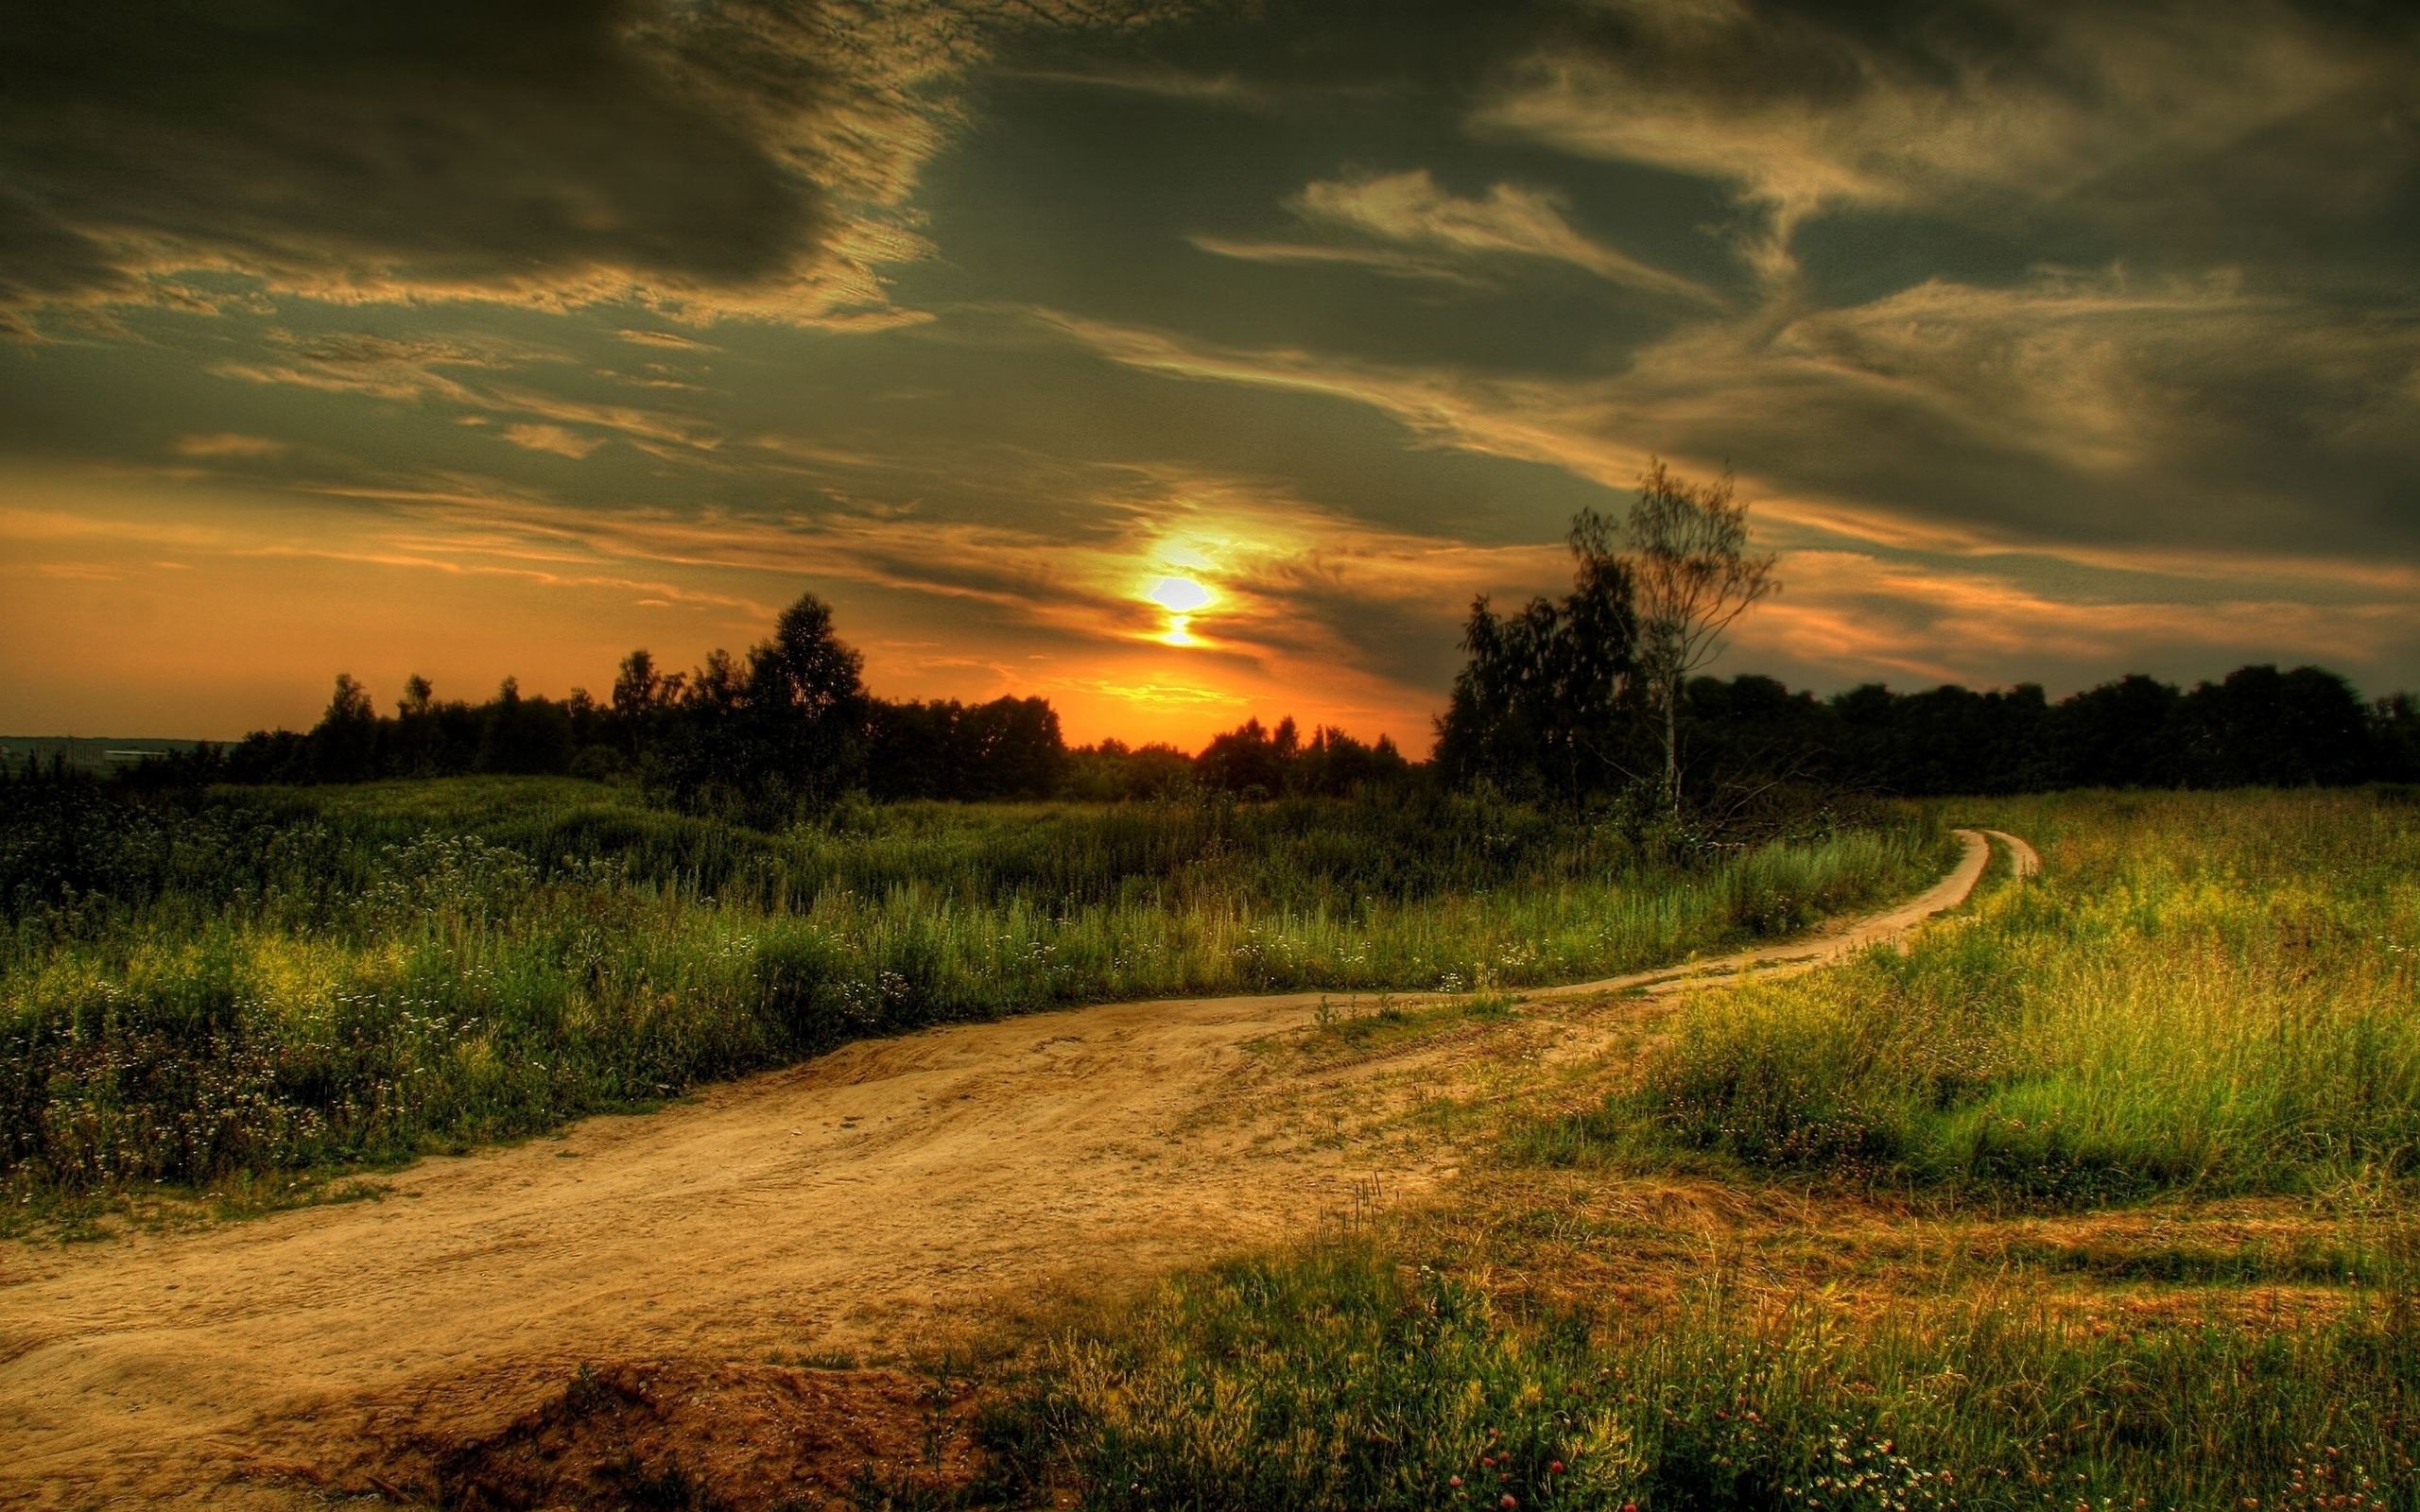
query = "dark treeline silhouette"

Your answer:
(1439, 625), (2417, 807)
(135, 593), (1411, 818)
(48, 573), (2418, 817)
(1433, 469), (2415, 810)
(1679, 665), (2418, 799)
